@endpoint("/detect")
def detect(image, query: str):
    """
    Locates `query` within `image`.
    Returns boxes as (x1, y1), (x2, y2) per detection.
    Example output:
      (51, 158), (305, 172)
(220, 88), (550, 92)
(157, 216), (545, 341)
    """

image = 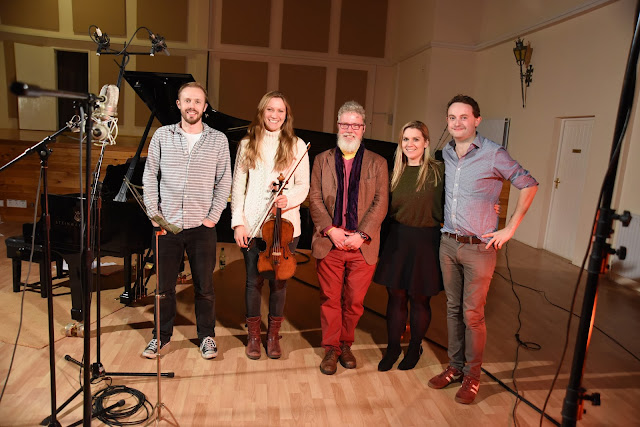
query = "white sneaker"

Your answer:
(141, 338), (170, 359)
(200, 336), (218, 359)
